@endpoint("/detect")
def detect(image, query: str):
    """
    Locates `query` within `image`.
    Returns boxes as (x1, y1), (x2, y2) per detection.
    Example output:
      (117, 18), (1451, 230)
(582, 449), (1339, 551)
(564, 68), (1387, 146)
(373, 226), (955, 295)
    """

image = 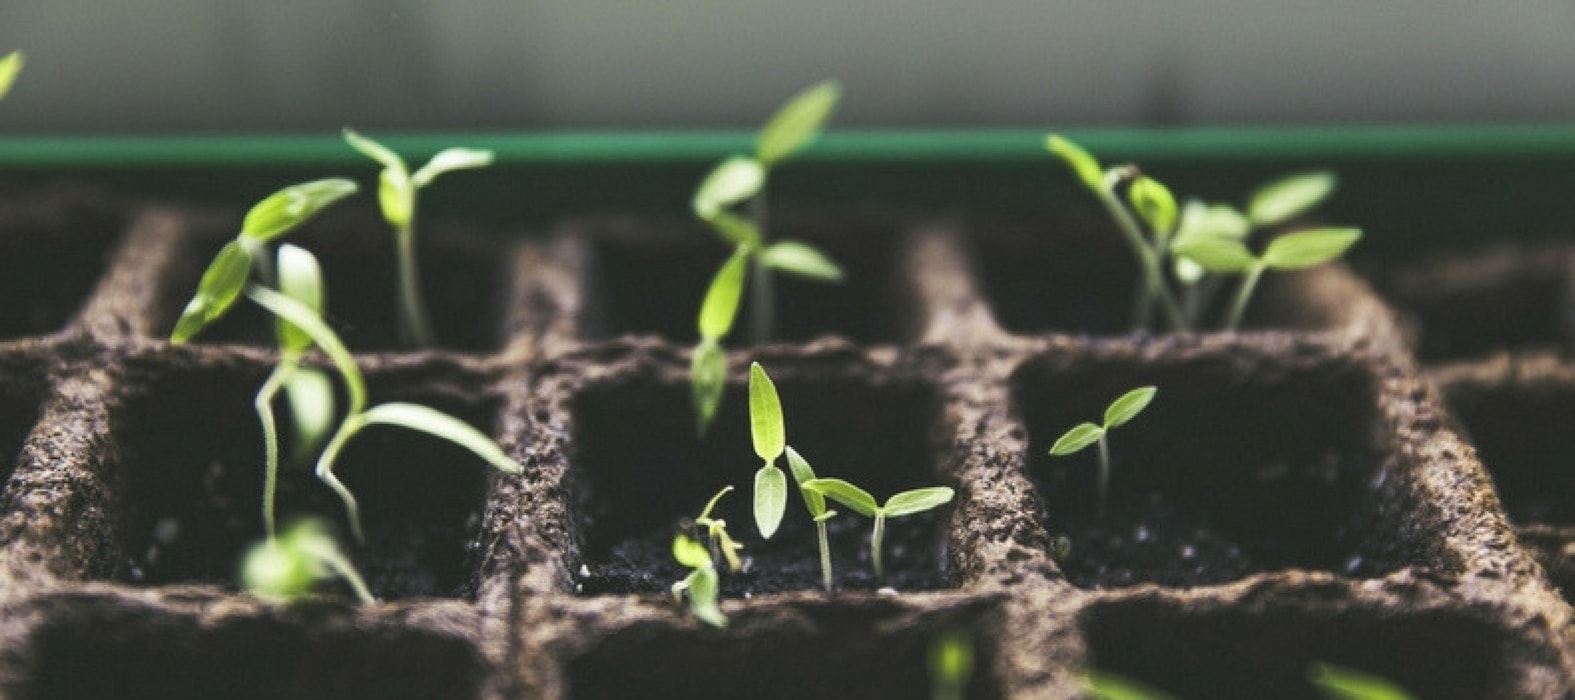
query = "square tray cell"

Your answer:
(1434, 369), (1575, 526)
(562, 358), (955, 595)
(564, 599), (1001, 700)
(574, 215), (915, 344)
(1011, 350), (1406, 589)
(1079, 595), (1562, 699)
(108, 359), (497, 599)
(0, 187), (127, 340)
(159, 206), (507, 353)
